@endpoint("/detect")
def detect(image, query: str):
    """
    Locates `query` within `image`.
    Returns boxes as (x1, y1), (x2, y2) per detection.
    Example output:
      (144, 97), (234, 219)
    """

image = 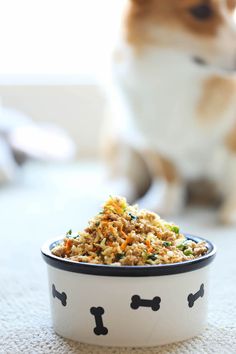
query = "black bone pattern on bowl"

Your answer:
(50, 283), (206, 337)
(90, 307), (108, 336)
(52, 284), (67, 307)
(41, 234), (216, 277)
(130, 295), (161, 311)
(188, 283), (205, 308)
(43, 234), (216, 345)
